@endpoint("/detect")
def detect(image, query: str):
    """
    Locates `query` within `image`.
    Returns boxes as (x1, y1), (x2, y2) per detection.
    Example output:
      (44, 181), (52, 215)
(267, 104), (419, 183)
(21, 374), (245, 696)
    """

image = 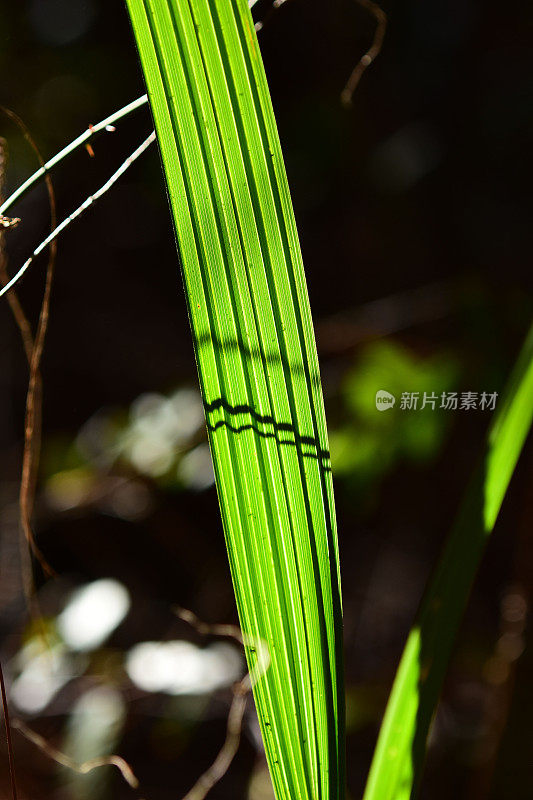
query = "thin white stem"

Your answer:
(0, 132), (156, 300)
(0, 95), (149, 216)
